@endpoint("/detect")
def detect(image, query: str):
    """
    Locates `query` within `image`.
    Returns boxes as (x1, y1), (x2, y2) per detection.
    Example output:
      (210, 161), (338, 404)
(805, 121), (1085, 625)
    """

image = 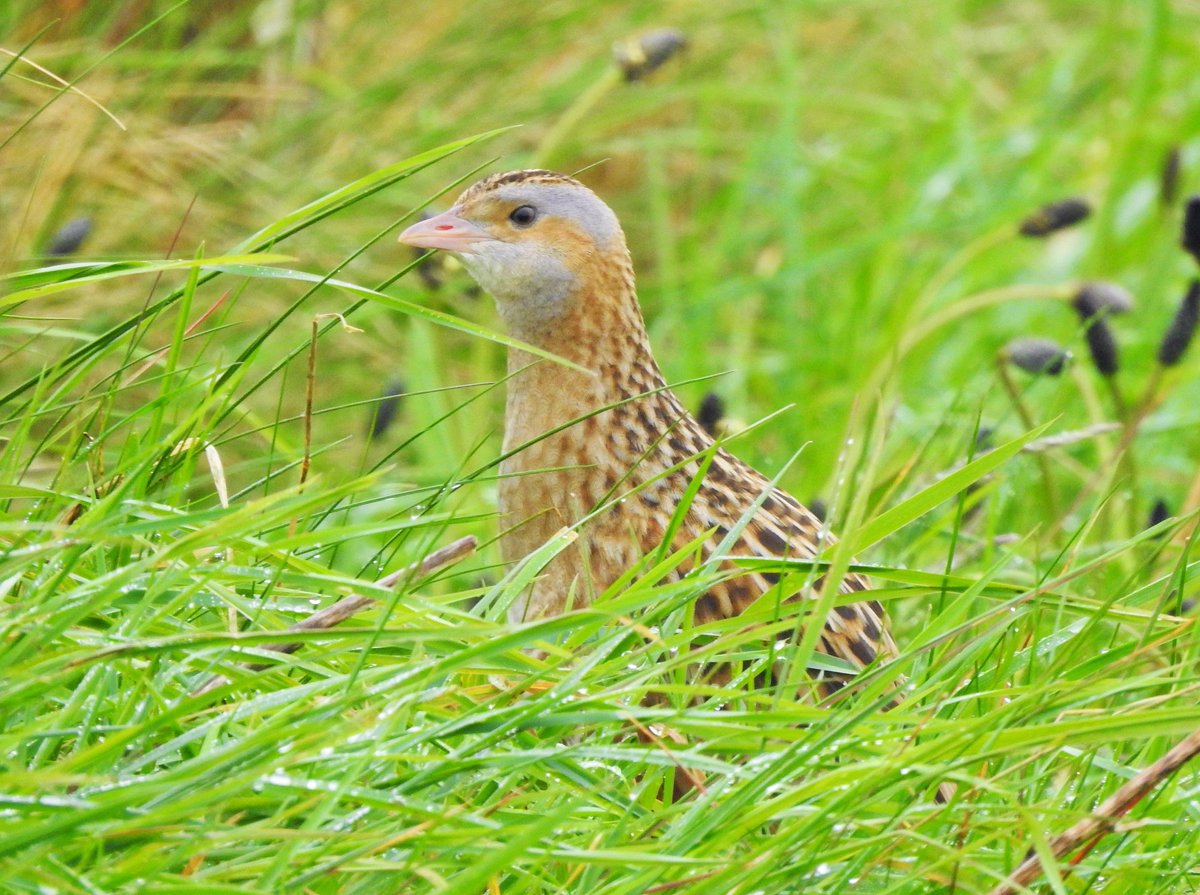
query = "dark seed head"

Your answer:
(1183, 195), (1200, 267)
(414, 250), (445, 289)
(696, 391), (725, 436)
(368, 379), (407, 438)
(1160, 146), (1181, 208)
(1072, 281), (1134, 319)
(1083, 318), (1120, 377)
(411, 244), (470, 292)
(808, 498), (827, 524)
(613, 28), (686, 82)
(1002, 338), (1071, 375)
(1157, 280), (1200, 367)
(1018, 197), (1091, 237)
(45, 217), (92, 256)
(1147, 498), (1171, 533)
